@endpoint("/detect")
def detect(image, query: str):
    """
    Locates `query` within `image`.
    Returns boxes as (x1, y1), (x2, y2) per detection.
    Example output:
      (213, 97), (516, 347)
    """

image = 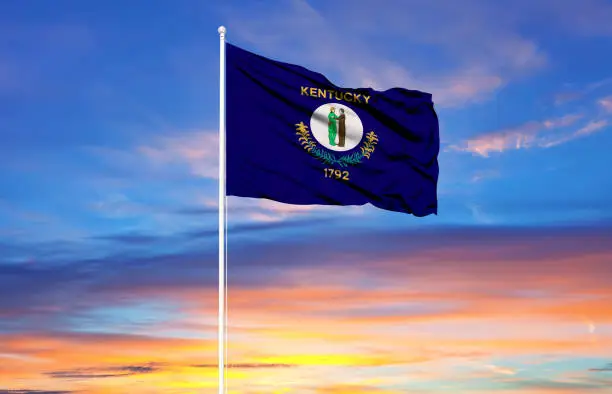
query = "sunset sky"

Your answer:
(1, 0), (612, 393)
